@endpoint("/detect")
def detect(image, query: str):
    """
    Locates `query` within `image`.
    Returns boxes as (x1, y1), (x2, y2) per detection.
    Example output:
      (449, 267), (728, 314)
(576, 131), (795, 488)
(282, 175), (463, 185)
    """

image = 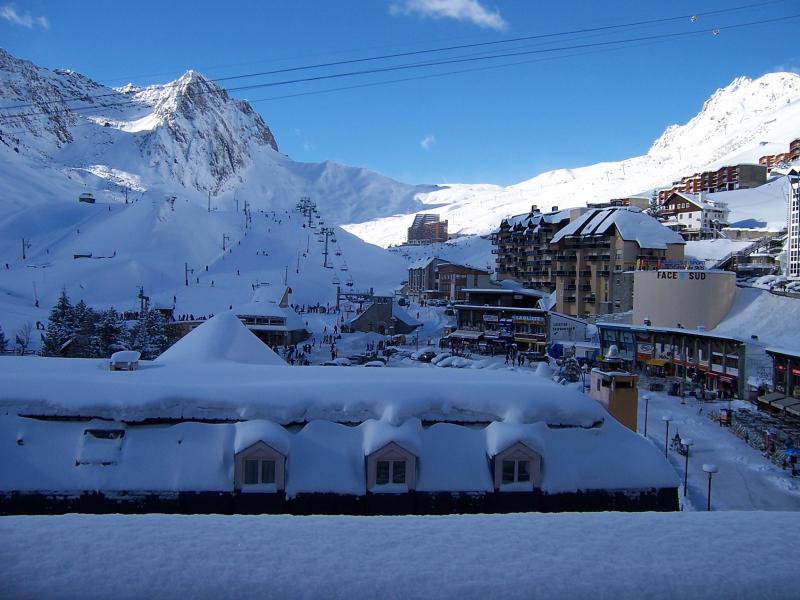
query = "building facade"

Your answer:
(449, 288), (548, 354)
(657, 164), (767, 202)
(492, 206), (583, 291)
(788, 171), (800, 280)
(659, 191), (730, 240)
(759, 138), (800, 172)
(549, 207), (686, 316)
(407, 214), (448, 245)
(407, 258), (491, 303)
